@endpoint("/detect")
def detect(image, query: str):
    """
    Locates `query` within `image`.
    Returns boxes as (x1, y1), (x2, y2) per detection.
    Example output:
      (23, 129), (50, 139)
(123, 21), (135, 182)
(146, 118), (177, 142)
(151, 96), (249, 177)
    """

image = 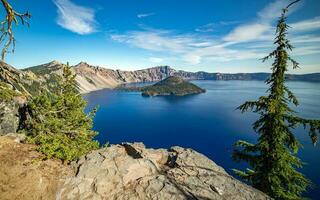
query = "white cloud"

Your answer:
(188, 42), (212, 47)
(185, 45), (266, 64)
(195, 23), (215, 33)
(111, 1), (319, 66)
(54, 0), (97, 35)
(184, 55), (202, 65)
(224, 23), (271, 43)
(291, 35), (320, 44)
(258, 0), (292, 21)
(111, 30), (193, 53)
(219, 20), (241, 26)
(137, 13), (154, 18)
(224, 0), (299, 44)
(149, 57), (163, 63)
(290, 17), (320, 32)
(292, 46), (320, 56)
